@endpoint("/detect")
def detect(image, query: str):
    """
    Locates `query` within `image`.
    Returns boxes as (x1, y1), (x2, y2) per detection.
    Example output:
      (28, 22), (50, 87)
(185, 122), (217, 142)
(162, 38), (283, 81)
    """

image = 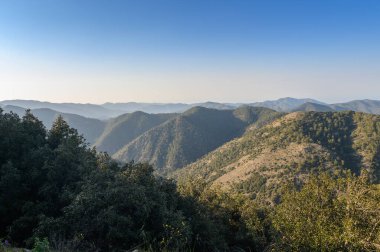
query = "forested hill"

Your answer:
(113, 106), (281, 172)
(176, 111), (380, 203)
